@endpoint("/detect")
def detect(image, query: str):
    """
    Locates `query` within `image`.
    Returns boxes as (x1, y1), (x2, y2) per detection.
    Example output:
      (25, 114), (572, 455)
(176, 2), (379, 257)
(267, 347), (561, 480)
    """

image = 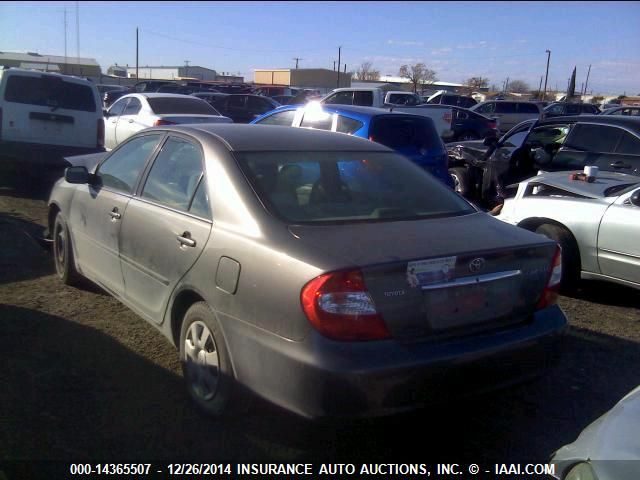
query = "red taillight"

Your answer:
(153, 119), (176, 126)
(301, 269), (390, 341)
(487, 120), (497, 130)
(443, 112), (452, 124)
(537, 246), (562, 310)
(97, 118), (104, 148)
